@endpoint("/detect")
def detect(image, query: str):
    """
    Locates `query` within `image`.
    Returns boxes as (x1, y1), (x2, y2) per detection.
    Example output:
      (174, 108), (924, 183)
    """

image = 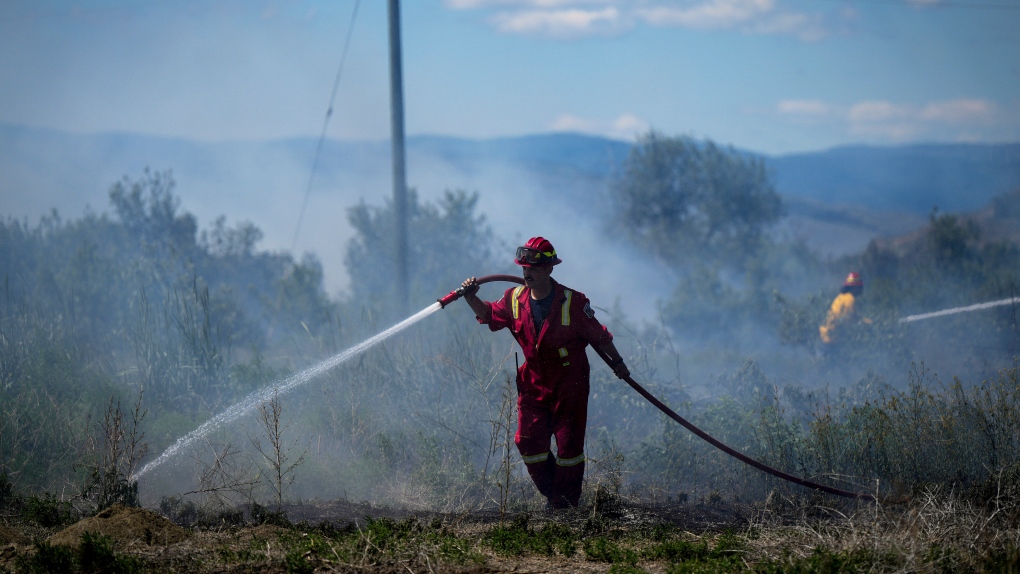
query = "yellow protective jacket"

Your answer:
(819, 292), (856, 344)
